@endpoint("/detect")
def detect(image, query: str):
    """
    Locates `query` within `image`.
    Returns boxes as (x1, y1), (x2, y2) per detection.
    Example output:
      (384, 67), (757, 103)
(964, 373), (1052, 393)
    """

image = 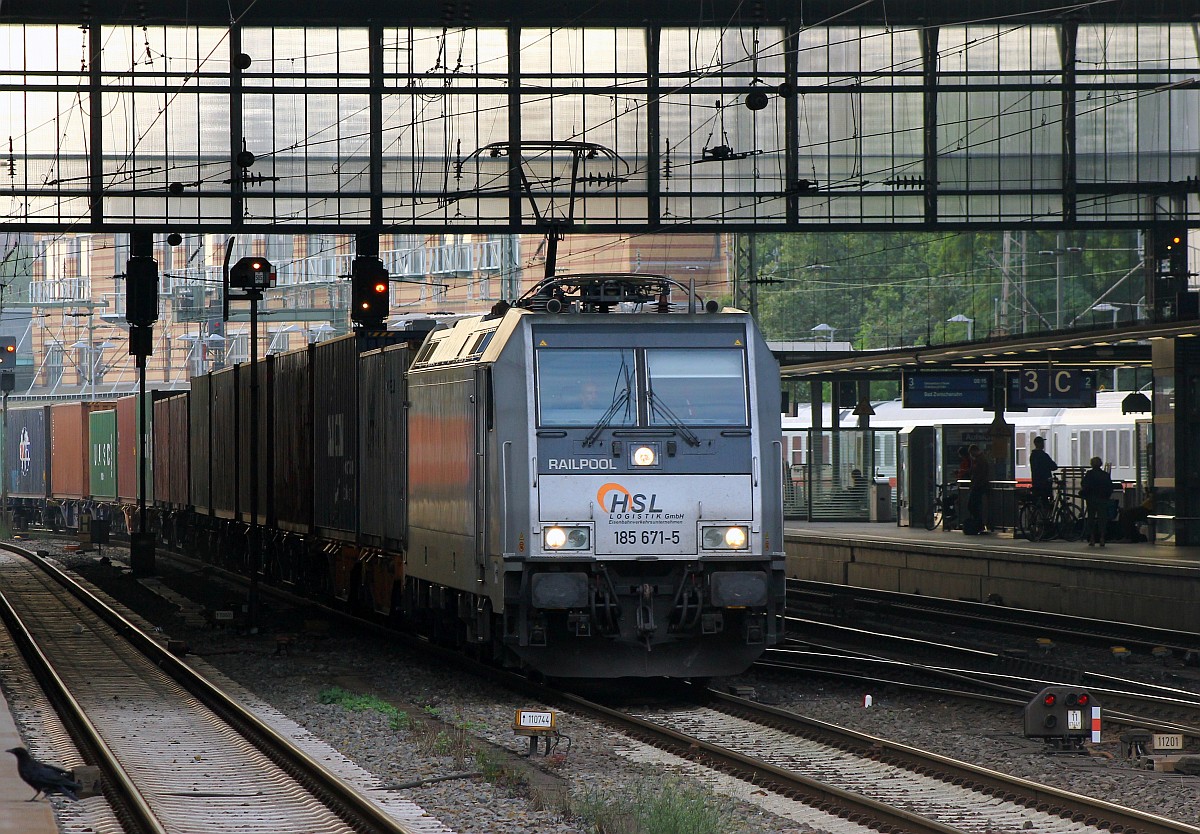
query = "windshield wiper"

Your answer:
(583, 387), (631, 447)
(647, 389), (702, 447)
